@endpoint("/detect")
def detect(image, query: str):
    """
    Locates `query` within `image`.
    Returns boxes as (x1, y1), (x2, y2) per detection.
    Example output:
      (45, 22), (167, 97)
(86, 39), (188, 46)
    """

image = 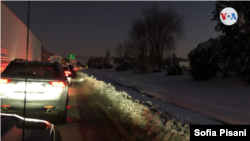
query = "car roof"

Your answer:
(11, 61), (54, 65)
(9, 60), (63, 68)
